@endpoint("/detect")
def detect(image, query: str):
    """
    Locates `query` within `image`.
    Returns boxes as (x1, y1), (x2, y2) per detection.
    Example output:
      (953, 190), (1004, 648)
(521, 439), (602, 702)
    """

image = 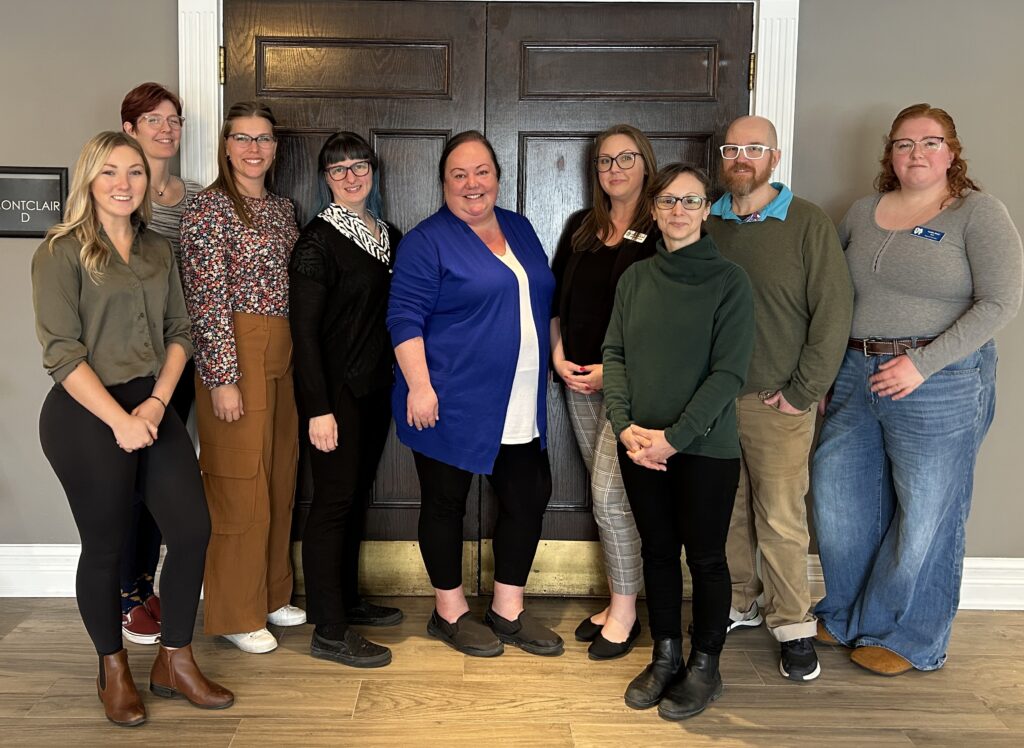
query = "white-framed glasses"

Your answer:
(139, 114), (184, 130)
(720, 144), (776, 160)
(654, 194), (708, 211)
(227, 133), (277, 147)
(891, 136), (945, 155)
(325, 161), (371, 181)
